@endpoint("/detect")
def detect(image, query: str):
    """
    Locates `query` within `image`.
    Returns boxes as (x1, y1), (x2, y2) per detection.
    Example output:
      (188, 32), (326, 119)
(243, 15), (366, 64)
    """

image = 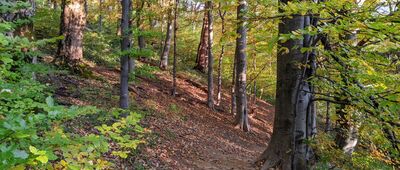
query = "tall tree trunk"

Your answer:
(137, 0), (146, 61)
(234, 0), (249, 132)
(160, 11), (172, 70)
(216, 3), (226, 106)
(259, 1), (315, 168)
(194, 10), (209, 73)
(231, 54), (237, 115)
(325, 101), (332, 132)
(206, 1), (214, 109)
(172, 0), (178, 96)
(98, 0), (103, 32)
(119, 0), (132, 109)
(252, 53), (257, 108)
(57, 0), (86, 67)
(84, 0), (88, 19)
